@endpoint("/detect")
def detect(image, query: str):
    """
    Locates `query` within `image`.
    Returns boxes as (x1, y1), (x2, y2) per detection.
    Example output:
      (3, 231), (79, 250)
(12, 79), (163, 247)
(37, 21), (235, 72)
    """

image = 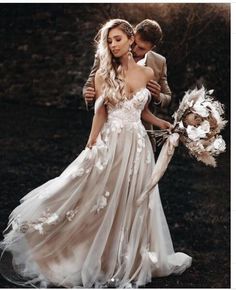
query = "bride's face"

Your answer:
(107, 27), (132, 58)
